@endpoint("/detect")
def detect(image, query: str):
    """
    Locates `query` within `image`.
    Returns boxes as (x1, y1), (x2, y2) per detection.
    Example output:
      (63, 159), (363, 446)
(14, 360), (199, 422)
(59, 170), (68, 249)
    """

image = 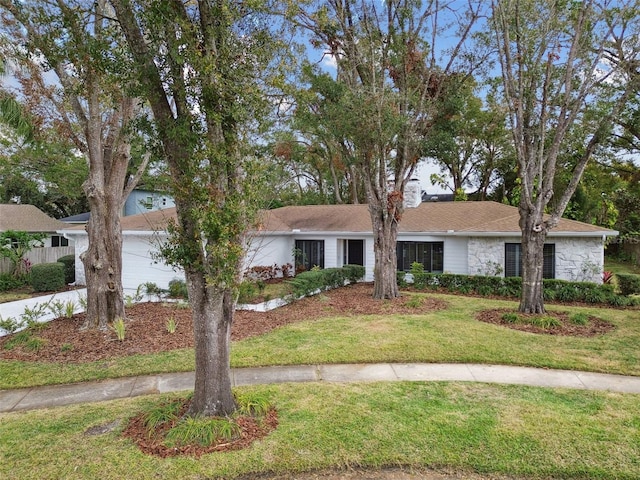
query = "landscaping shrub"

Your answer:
(30, 262), (65, 292)
(616, 273), (640, 296)
(57, 254), (75, 284)
(343, 264), (365, 284)
(237, 281), (259, 303)
(168, 278), (188, 299)
(0, 272), (26, 292)
(287, 265), (365, 299)
(402, 271), (633, 307)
